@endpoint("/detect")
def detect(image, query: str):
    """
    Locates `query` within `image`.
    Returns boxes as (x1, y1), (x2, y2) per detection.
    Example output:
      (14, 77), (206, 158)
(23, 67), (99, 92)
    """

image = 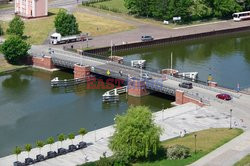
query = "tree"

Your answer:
(124, 0), (154, 17)
(24, 144), (32, 158)
(78, 128), (87, 142)
(0, 24), (3, 36)
(36, 140), (44, 154)
(1, 35), (30, 64)
(7, 16), (24, 36)
(54, 9), (79, 36)
(109, 106), (162, 160)
(13, 146), (22, 161)
(190, 0), (212, 20)
(58, 133), (65, 148)
(68, 133), (75, 145)
(47, 137), (55, 151)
